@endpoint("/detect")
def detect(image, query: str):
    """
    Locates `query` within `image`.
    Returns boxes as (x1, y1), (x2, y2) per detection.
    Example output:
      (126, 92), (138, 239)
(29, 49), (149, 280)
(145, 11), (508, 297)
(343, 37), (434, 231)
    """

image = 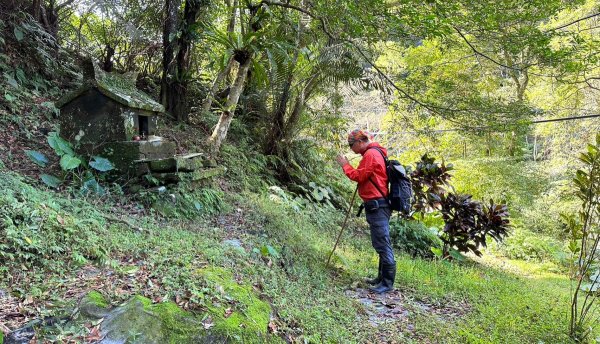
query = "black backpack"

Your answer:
(368, 147), (413, 215)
